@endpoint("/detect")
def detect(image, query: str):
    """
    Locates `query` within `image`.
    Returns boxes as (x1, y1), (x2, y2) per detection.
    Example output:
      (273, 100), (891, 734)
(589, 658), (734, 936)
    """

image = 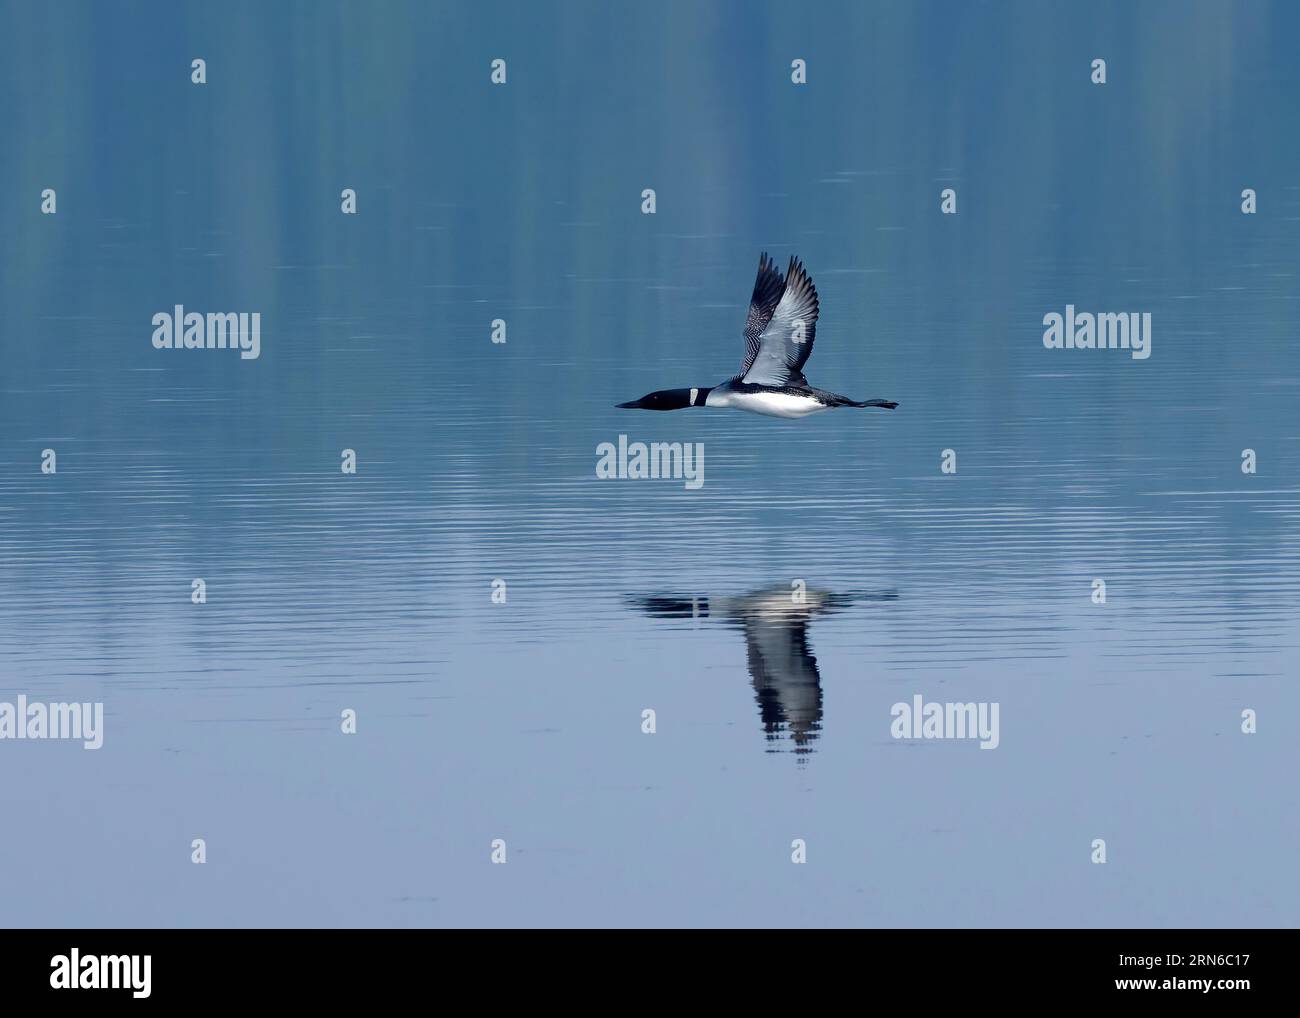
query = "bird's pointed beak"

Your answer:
(616, 398), (642, 409)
